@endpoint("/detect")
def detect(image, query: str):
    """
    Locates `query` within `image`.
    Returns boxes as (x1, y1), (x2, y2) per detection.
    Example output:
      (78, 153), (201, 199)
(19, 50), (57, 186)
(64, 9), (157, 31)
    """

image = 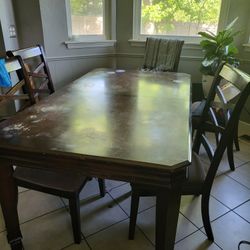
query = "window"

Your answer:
(66, 0), (115, 42)
(133, 0), (230, 42)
